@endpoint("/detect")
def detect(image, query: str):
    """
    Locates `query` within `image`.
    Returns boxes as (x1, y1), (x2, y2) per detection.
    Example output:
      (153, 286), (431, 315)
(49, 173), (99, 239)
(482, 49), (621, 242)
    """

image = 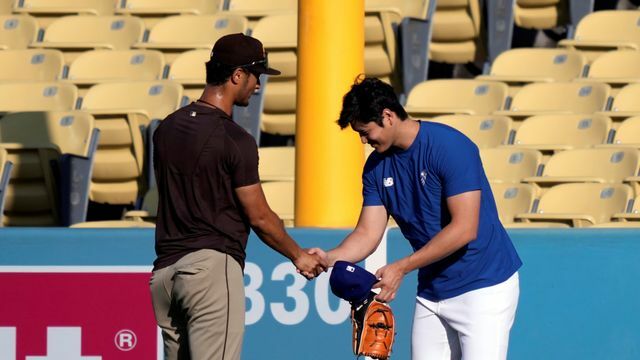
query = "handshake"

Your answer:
(294, 247), (329, 280)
